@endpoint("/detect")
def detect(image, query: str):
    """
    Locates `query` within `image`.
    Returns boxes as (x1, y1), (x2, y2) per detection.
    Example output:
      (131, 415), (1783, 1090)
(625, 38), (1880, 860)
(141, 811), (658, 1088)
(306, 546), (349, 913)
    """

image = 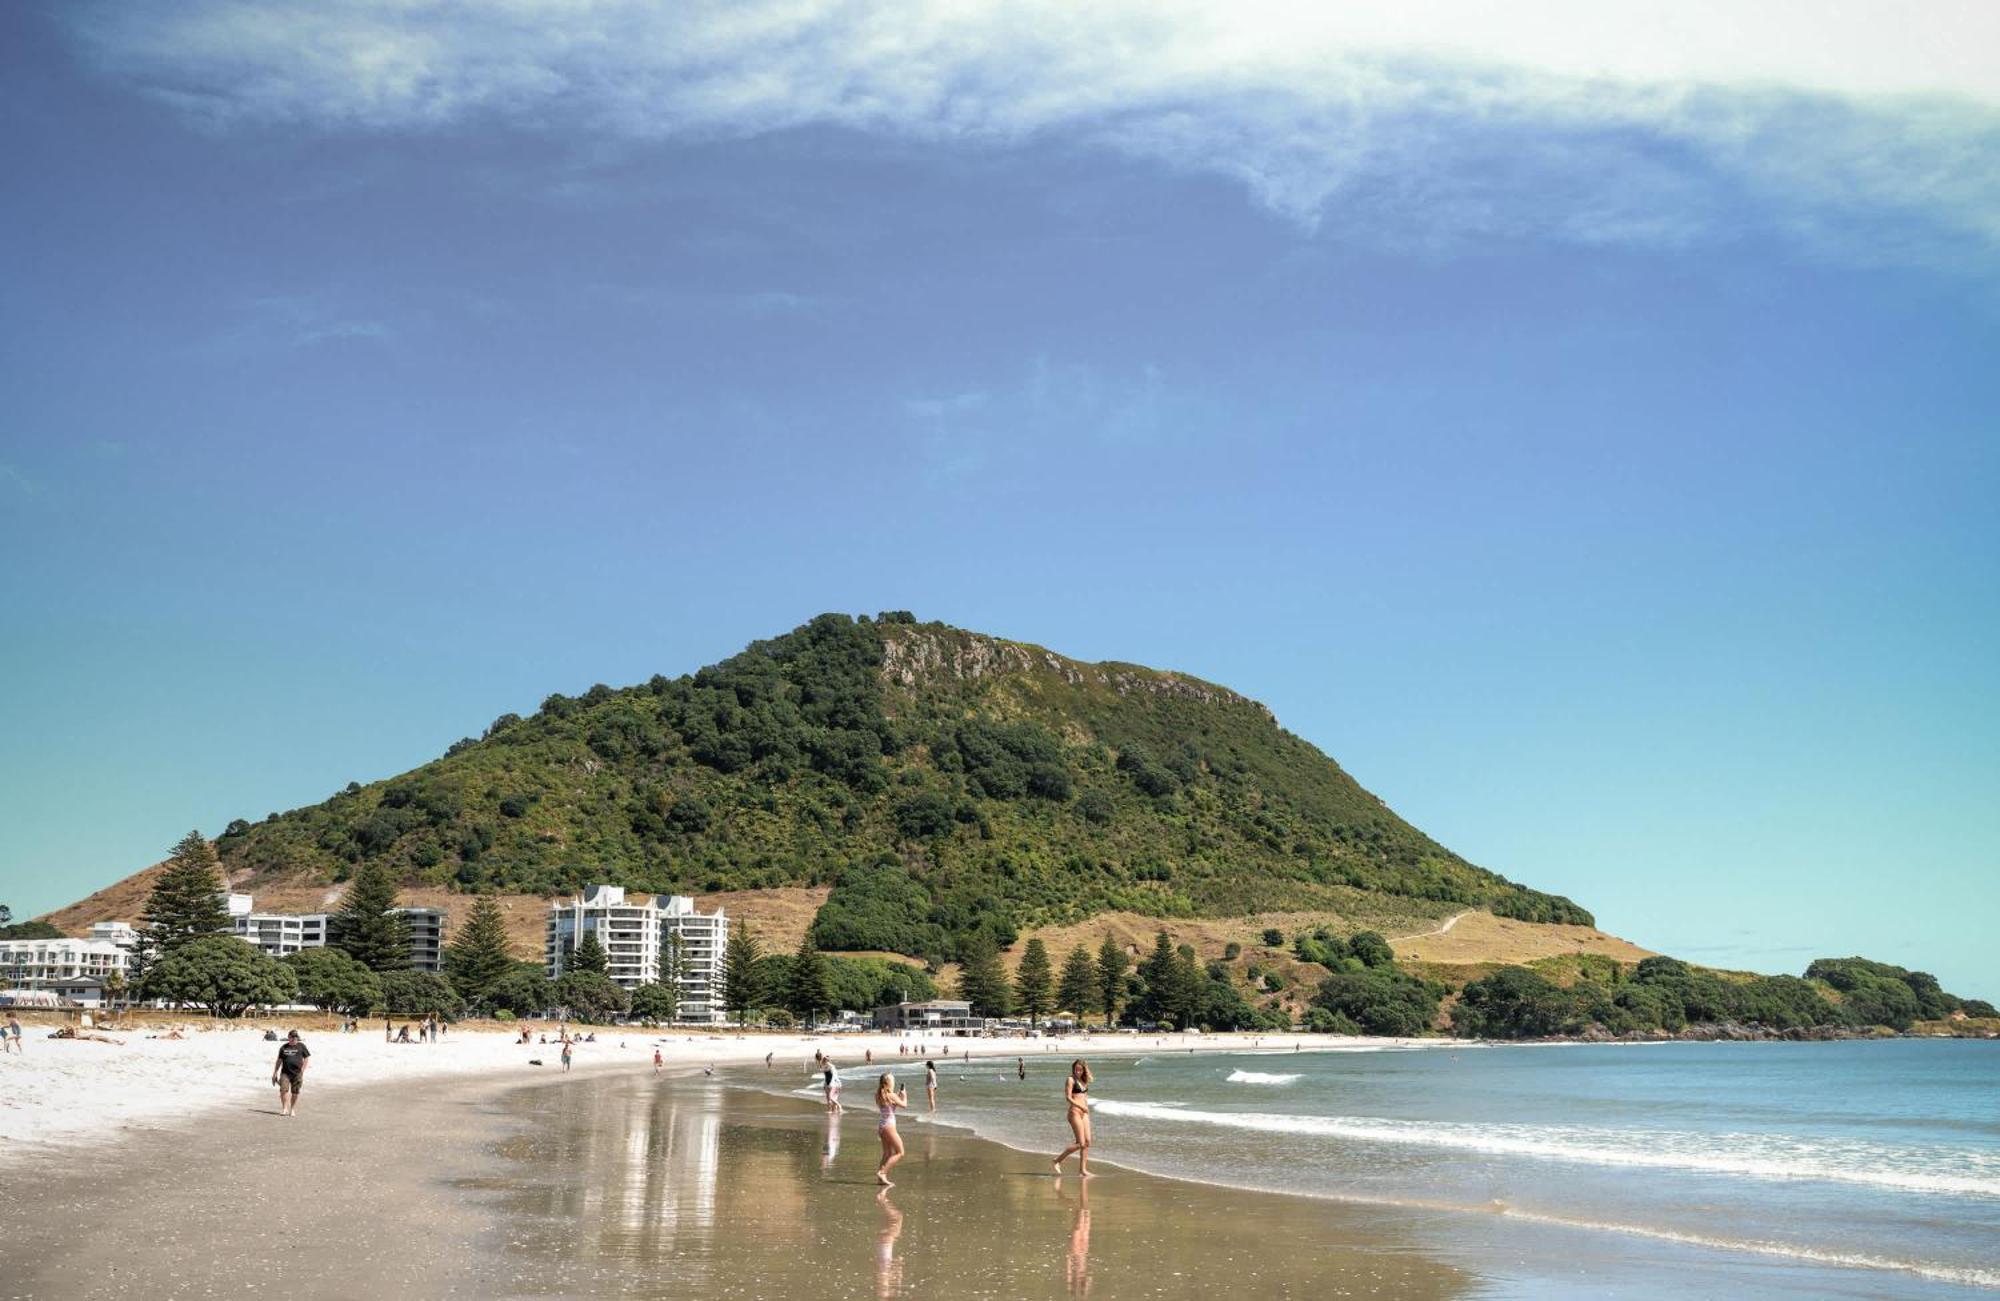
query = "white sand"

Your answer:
(0, 1019), (1424, 1166)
